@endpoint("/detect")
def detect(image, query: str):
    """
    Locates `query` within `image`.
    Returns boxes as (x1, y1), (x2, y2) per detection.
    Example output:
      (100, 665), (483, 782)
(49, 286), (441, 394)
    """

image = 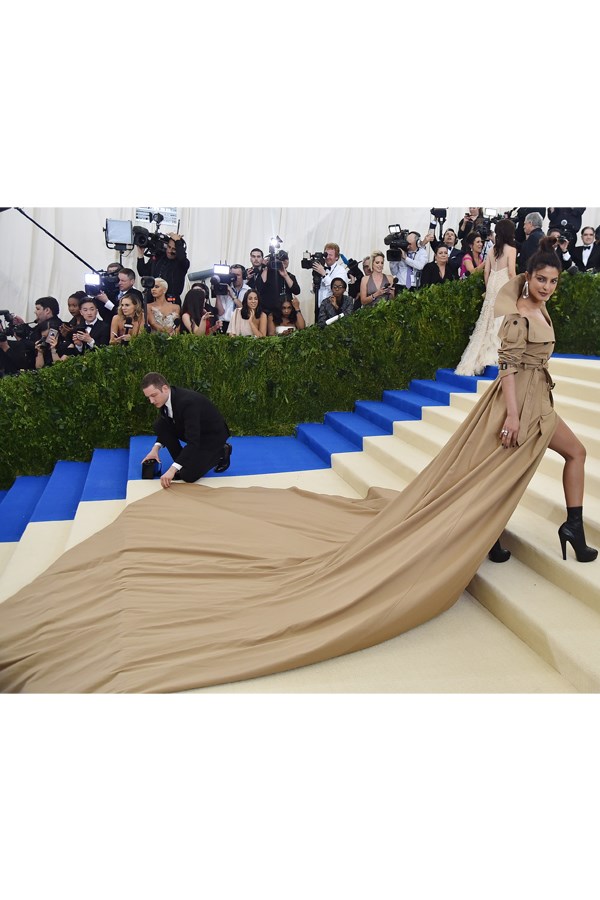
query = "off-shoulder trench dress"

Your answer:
(0, 277), (559, 692)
